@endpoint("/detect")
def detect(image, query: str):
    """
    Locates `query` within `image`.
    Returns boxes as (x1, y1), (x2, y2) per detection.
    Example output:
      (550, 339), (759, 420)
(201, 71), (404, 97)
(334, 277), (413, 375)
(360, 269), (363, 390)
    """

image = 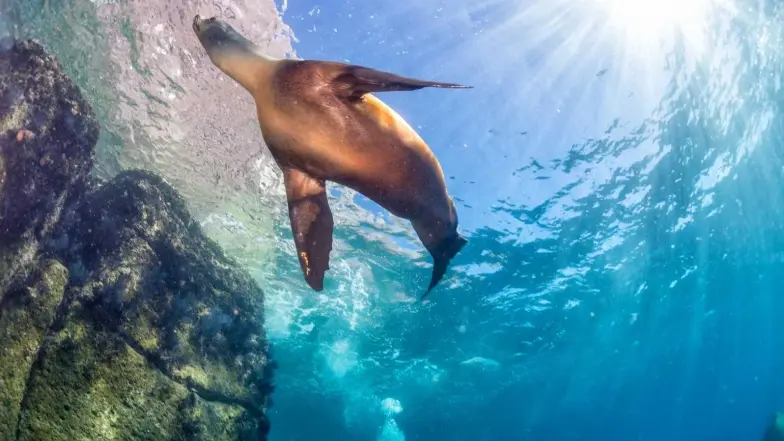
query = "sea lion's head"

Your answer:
(192, 15), (275, 93)
(192, 15), (256, 62)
